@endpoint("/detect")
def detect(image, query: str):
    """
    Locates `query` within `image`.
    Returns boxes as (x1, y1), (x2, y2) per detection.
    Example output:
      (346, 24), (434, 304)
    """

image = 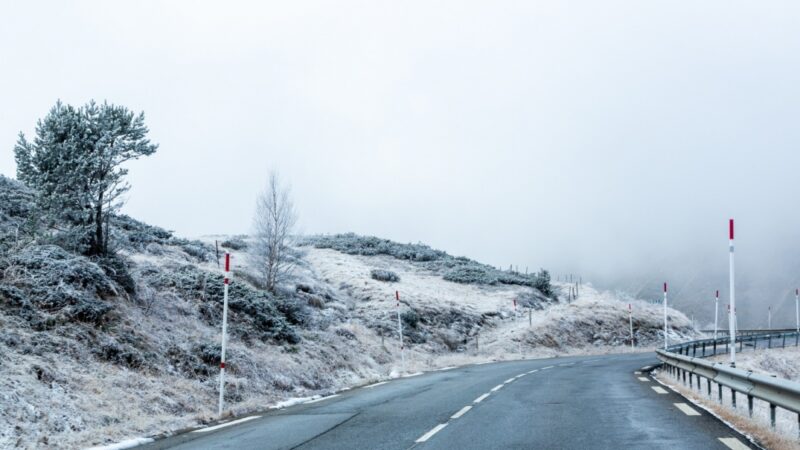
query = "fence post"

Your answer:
(770, 404), (777, 428)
